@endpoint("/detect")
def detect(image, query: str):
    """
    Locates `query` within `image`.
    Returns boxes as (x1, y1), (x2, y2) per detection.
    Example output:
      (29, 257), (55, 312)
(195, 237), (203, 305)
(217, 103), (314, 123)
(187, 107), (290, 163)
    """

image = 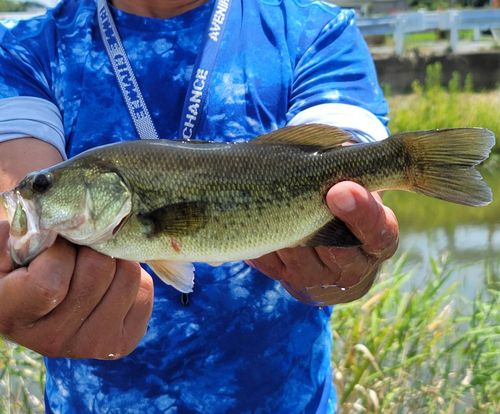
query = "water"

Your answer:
(383, 169), (500, 298)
